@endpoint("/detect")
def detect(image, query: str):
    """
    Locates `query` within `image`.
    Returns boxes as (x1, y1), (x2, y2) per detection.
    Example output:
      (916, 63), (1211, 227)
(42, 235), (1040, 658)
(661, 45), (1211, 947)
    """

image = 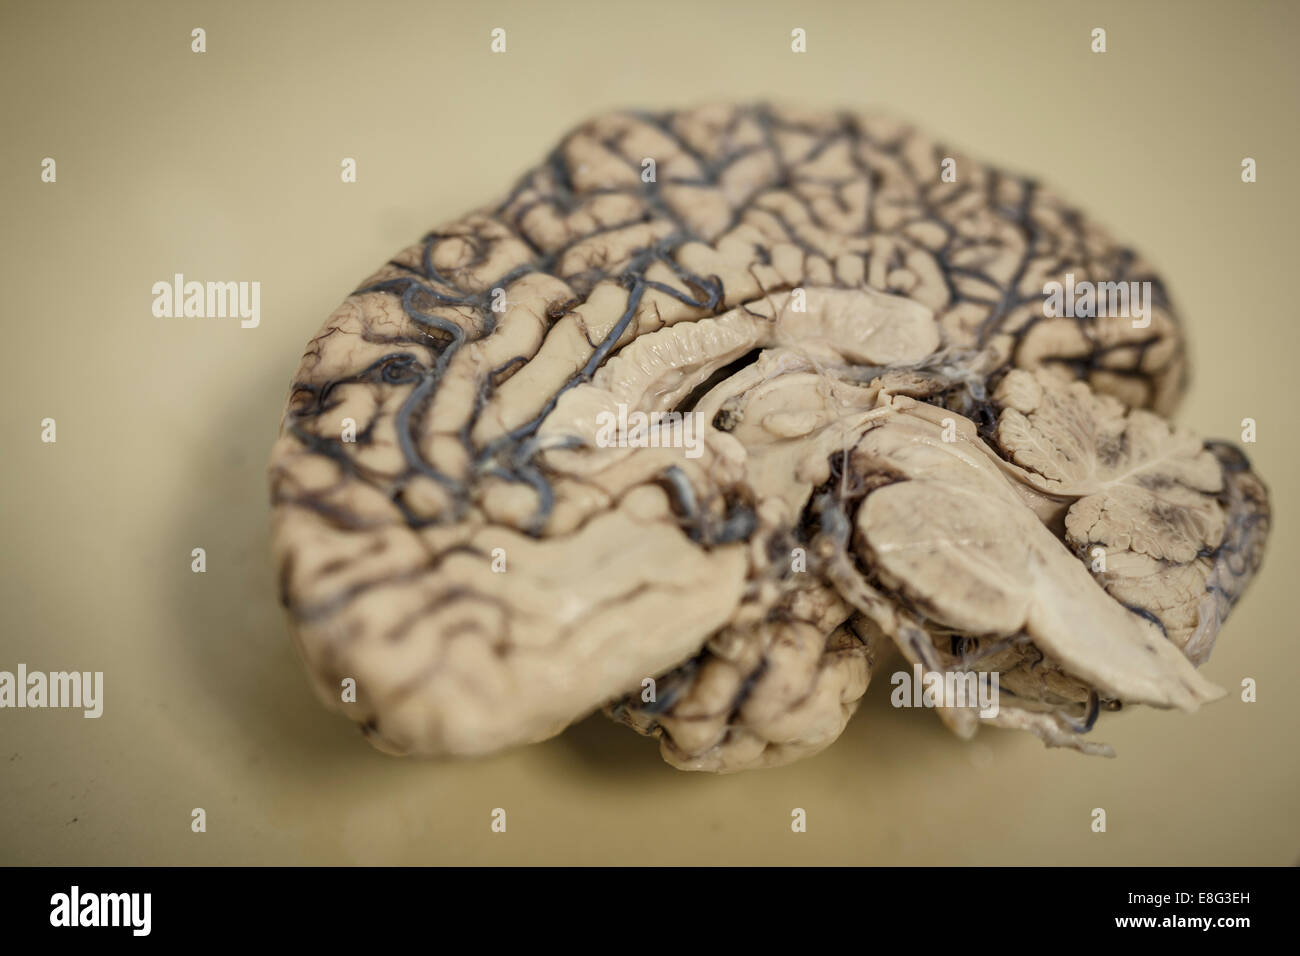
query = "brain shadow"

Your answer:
(158, 349), (387, 797)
